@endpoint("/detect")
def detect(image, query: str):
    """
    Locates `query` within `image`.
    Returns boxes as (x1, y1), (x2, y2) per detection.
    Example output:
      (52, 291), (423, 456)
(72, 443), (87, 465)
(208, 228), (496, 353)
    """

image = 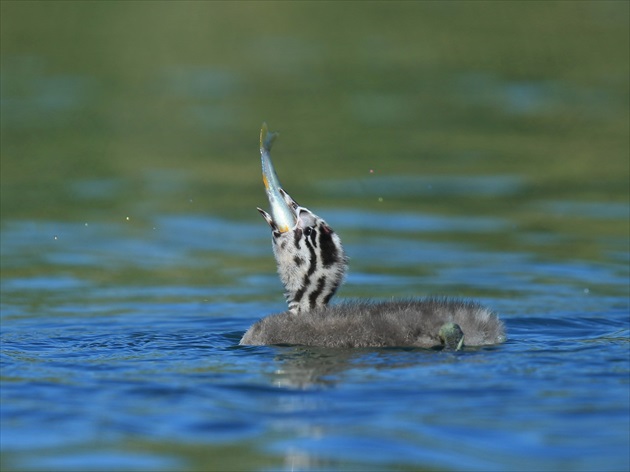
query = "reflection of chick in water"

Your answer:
(270, 346), (472, 390)
(269, 348), (357, 389)
(241, 124), (506, 350)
